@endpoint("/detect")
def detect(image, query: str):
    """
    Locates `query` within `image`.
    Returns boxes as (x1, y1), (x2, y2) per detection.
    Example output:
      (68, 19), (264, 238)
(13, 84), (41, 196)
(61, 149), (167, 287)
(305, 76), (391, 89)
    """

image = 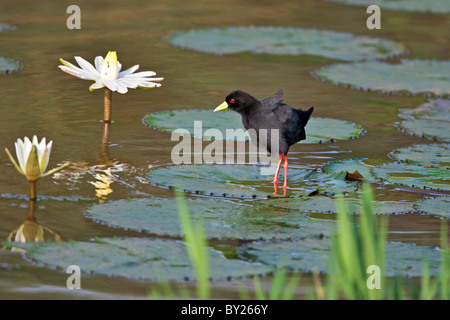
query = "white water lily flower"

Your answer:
(5, 135), (68, 182)
(59, 51), (164, 94)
